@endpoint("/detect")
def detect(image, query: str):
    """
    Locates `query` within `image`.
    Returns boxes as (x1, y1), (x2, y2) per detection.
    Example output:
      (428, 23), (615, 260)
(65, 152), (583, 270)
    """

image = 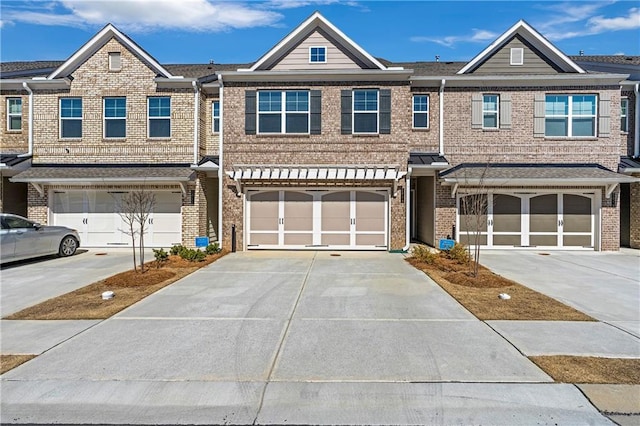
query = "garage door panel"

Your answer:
(530, 234), (558, 246)
(321, 192), (350, 232)
(459, 194), (488, 232)
(459, 233), (487, 246)
(493, 194), (521, 232)
(250, 191), (279, 232)
(563, 235), (591, 247)
(250, 233), (279, 245)
(321, 233), (350, 246)
(563, 194), (591, 233)
(284, 192), (313, 232)
(493, 235), (521, 246)
(530, 194), (557, 233)
(356, 234), (385, 246)
(283, 233), (313, 246)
